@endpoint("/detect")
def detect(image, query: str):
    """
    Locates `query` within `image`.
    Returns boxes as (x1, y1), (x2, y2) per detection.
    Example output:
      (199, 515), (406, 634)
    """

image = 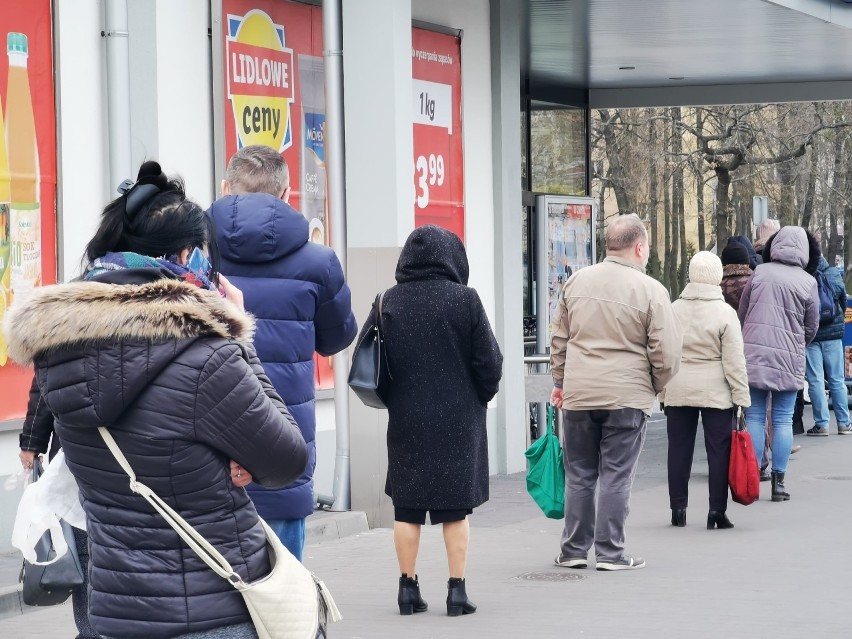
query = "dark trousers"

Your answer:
(666, 407), (733, 512)
(560, 408), (647, 562)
